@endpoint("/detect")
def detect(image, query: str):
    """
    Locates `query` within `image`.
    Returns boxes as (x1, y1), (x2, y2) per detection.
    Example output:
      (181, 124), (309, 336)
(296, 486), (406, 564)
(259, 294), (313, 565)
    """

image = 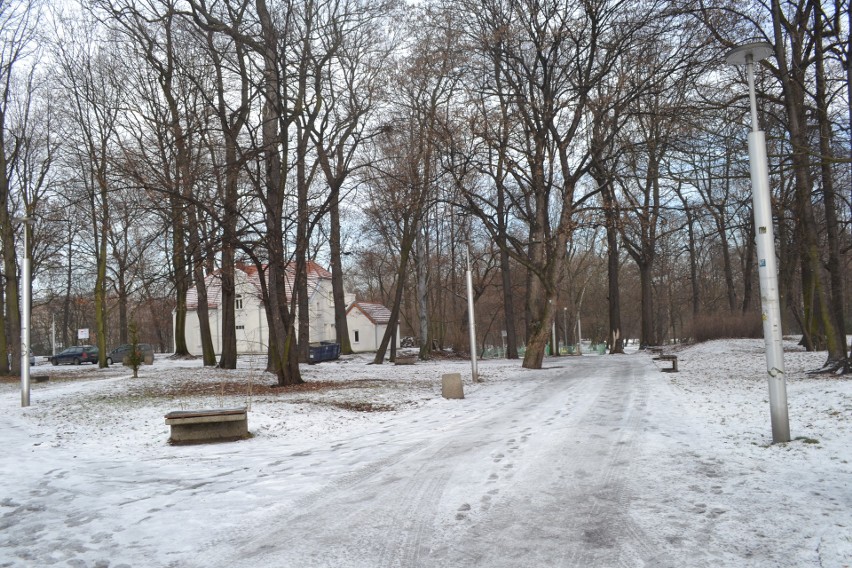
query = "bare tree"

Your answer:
(697, 0), (847, 369)
(0, 0), (42, 375)
(458, 0), (667, 367)
(97, 0), (221, 364)
(364, 4), (461, 364)
(53, 15), (127, 367)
